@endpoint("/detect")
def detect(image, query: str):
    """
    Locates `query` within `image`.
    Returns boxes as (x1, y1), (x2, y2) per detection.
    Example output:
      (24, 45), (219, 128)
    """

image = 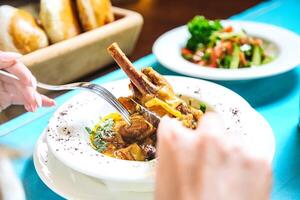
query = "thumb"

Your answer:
(196, 112), (225, 136)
